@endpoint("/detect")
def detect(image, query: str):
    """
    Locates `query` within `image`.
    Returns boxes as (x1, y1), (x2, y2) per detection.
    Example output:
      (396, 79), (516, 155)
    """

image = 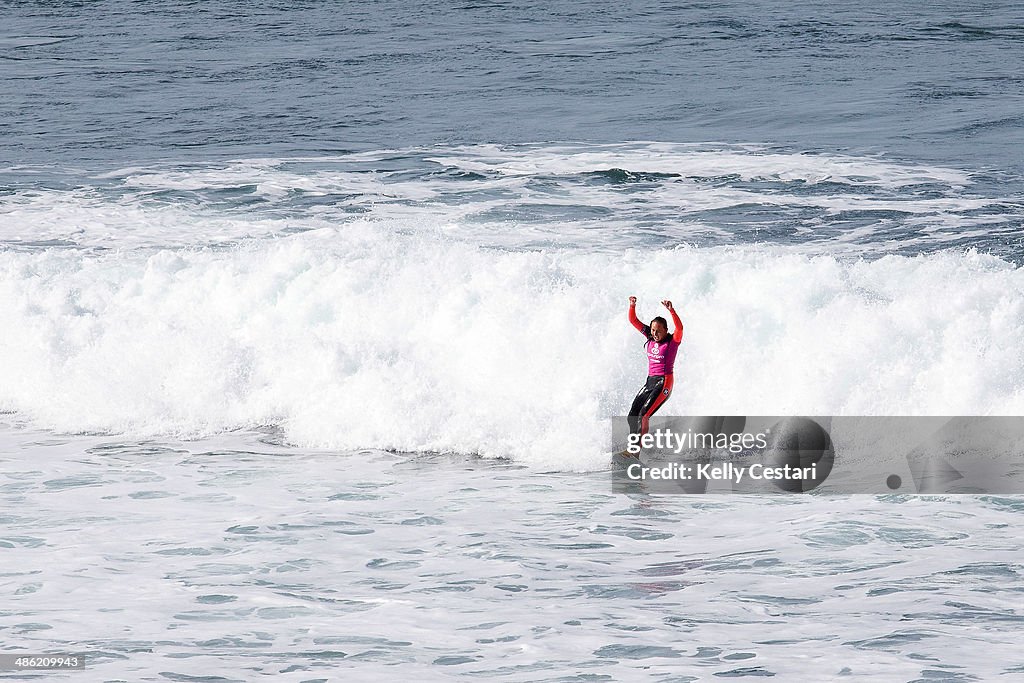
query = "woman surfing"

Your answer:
(627, 296), (683, 438)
